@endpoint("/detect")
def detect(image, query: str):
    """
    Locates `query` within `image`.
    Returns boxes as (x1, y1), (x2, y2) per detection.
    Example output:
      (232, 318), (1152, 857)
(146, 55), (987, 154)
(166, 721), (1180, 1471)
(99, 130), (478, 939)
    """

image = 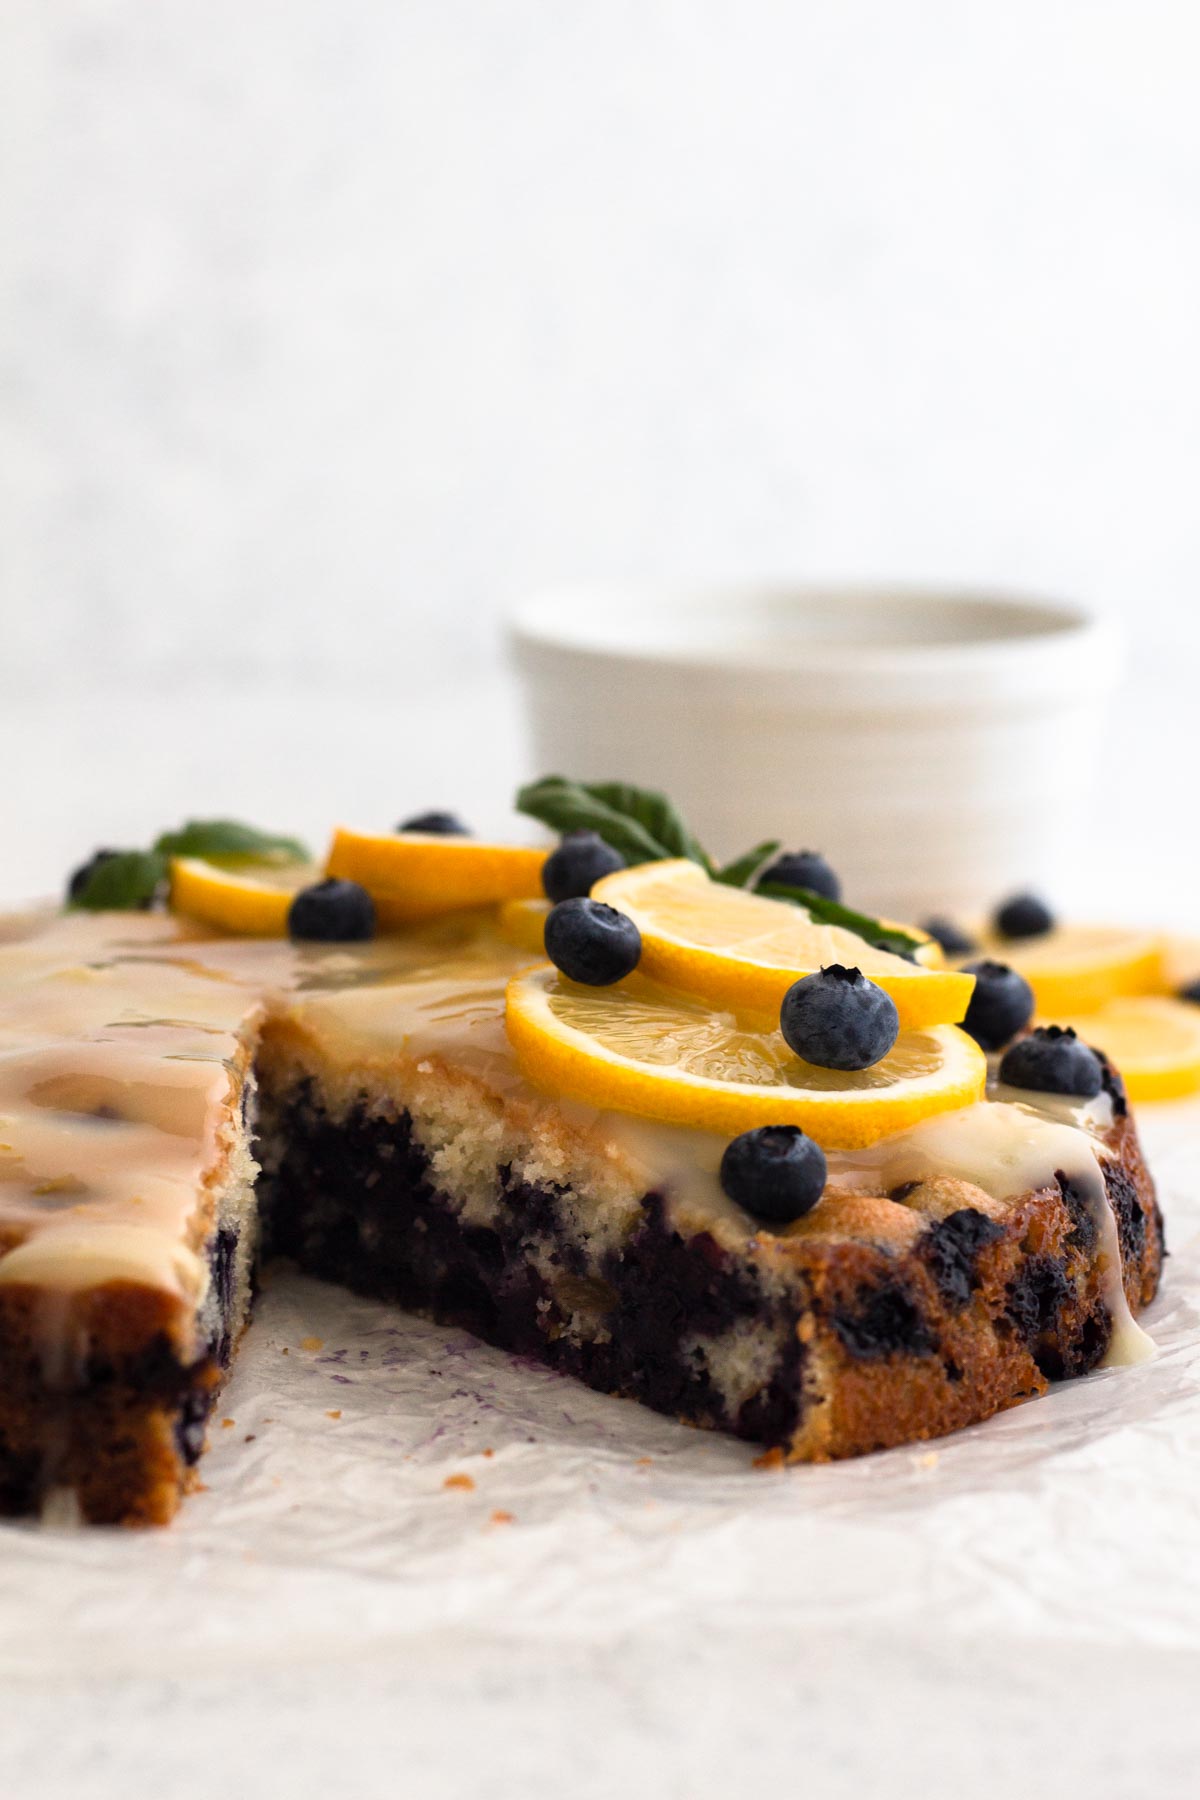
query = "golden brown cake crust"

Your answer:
(781, 1111), (1162, 1462)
